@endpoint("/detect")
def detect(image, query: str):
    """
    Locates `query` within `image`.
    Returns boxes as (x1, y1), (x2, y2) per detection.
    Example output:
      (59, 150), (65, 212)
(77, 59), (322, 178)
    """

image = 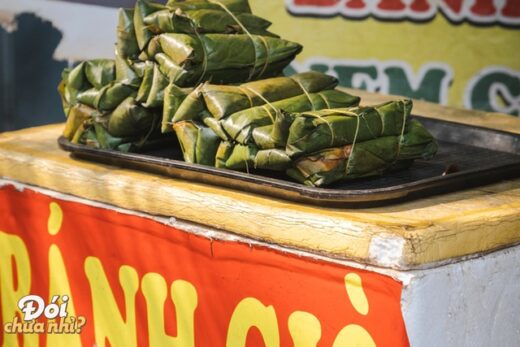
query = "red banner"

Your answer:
(0, 184), (409, 346)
